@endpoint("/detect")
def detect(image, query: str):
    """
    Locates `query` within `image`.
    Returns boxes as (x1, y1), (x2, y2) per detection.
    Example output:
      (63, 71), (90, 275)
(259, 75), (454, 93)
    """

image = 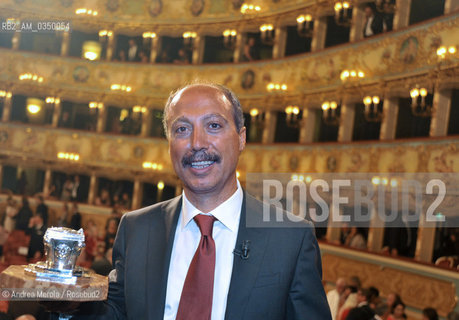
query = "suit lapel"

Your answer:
(225, 193), (269, 320)
(146, 196), (182, 320)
